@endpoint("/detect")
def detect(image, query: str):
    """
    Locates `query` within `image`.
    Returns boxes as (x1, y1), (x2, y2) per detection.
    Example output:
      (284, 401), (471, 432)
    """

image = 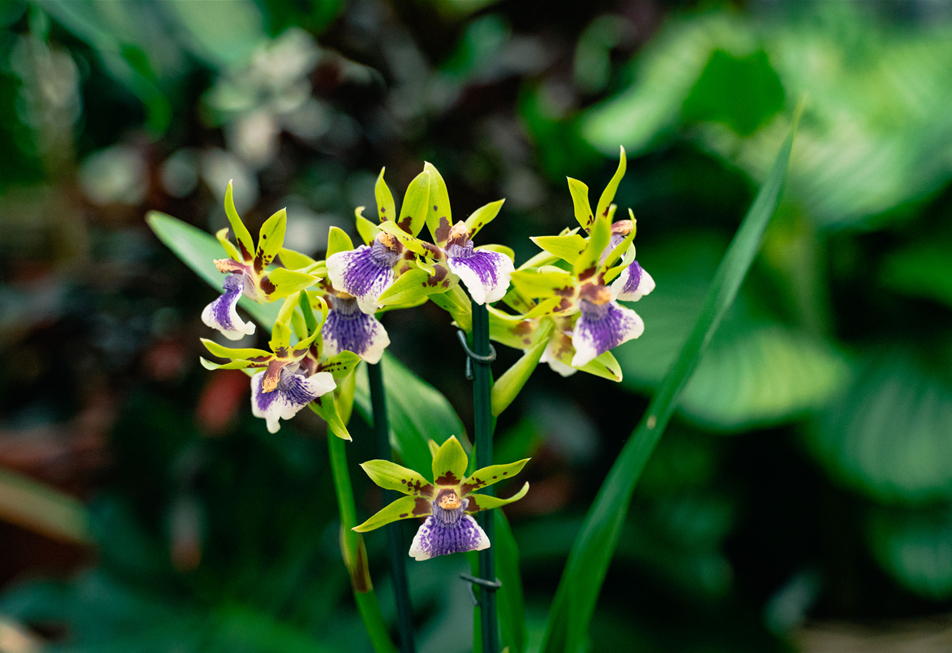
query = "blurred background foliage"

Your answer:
(2, 0), (952, 651)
